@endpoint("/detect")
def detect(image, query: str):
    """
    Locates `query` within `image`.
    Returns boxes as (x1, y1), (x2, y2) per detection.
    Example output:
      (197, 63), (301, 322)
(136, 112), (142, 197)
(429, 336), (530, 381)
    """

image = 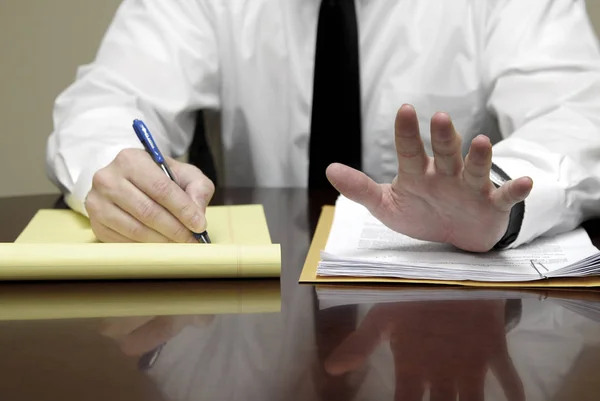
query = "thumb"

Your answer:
(326, 163), (383, 213)
(168, 159), (215, 211)
(490, 177), (533, 212)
